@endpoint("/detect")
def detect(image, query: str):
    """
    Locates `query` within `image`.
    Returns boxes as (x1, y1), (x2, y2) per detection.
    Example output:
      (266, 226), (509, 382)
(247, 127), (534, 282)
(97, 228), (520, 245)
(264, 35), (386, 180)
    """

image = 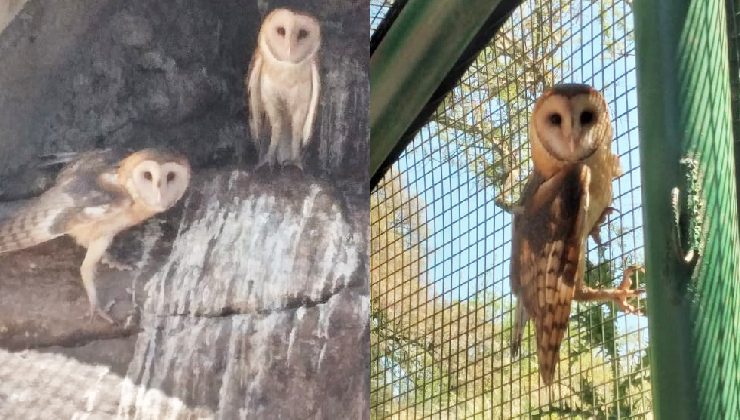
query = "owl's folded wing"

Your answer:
(247, 51), (264, 144)
(509, 163), (590, 384)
